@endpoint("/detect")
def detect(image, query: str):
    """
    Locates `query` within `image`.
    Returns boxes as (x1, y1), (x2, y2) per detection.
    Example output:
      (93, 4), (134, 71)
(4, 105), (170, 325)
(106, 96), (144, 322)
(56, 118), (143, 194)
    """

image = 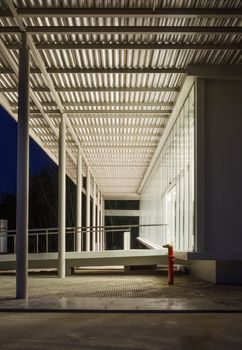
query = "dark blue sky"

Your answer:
(0, 107), (54, 195)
